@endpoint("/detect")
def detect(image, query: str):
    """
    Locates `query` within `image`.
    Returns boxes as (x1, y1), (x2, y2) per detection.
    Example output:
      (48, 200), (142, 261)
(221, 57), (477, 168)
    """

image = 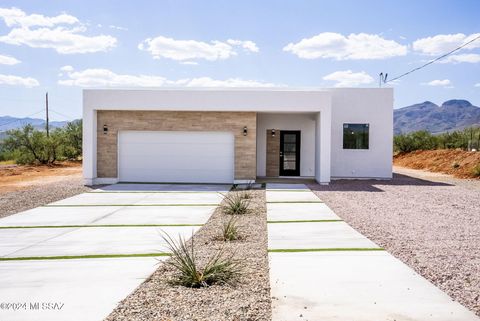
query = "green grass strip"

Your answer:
(0, 224), (203, 229)
(267, 219), (342, 223)
(0, 252), (171, 261)
(266, 201), (323, 204)
(268, 248), (385, 253)
(43, 204), (218, 207)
